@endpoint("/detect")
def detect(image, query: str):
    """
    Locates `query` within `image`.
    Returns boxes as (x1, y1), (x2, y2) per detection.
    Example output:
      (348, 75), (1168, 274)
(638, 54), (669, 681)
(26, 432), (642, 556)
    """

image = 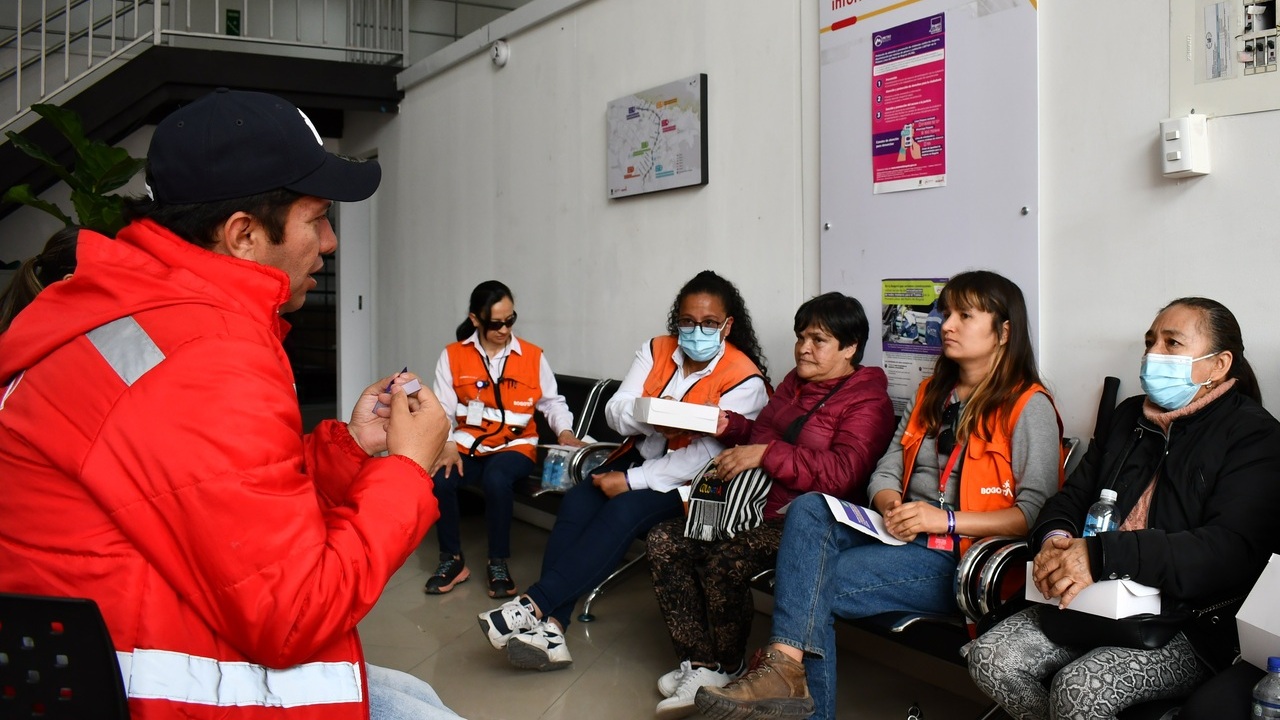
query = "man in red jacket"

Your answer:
(0, 90), (459, 720)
